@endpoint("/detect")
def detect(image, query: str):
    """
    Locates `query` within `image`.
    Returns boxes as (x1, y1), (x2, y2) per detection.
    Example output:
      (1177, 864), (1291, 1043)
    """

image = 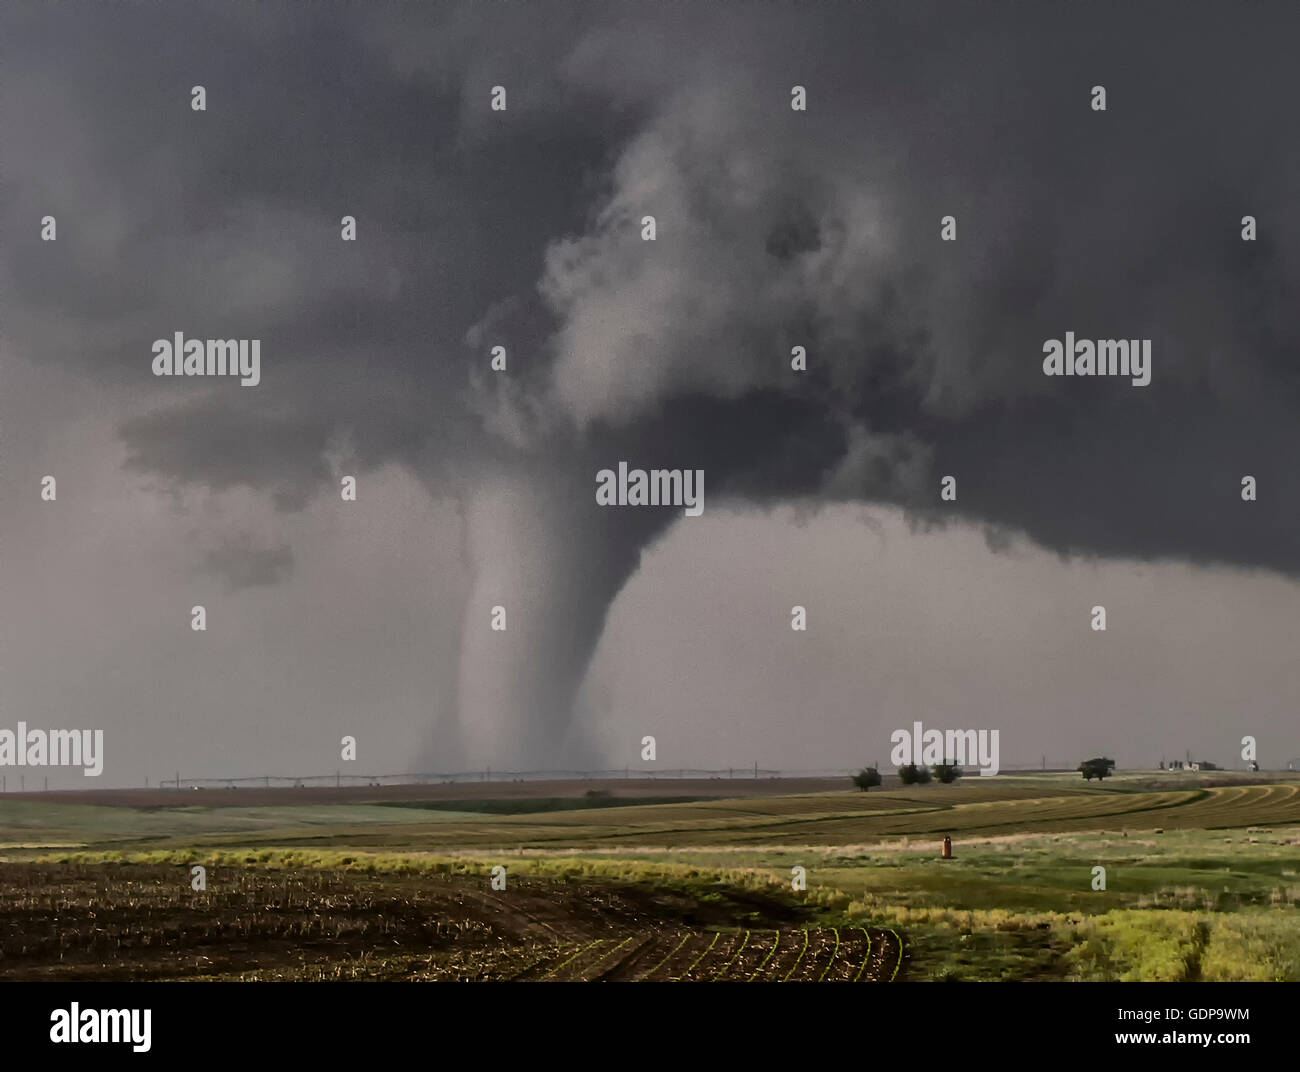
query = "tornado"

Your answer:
(452, 462), (678, 771)
(441, 387), (868, 772)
